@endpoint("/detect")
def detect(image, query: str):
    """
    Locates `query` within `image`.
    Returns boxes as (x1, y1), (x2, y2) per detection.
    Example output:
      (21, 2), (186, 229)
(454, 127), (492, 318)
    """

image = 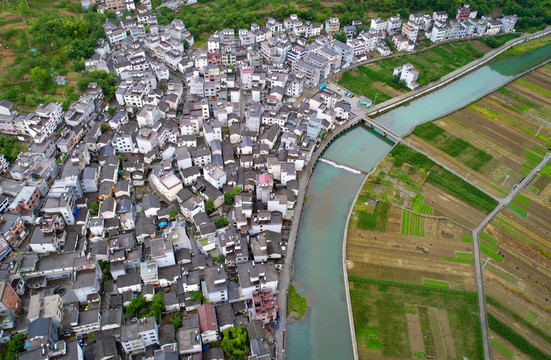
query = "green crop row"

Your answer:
(348, 274), (478, 299)
(508, 202), (529, 217)
(488, 313), (551, 360)
(513, 194), (531, 209)
(423, 279), (450, 288)
(487, 296), (551, 344)
(523, 149), (543, 163)
(443, 257), (474, 264)
(491, 339), (513, 359)
(480, 233), (498, 245)
(530, 146), (547, 157)
(480, 242), (503, 263)
(412, 122), (445, 141)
